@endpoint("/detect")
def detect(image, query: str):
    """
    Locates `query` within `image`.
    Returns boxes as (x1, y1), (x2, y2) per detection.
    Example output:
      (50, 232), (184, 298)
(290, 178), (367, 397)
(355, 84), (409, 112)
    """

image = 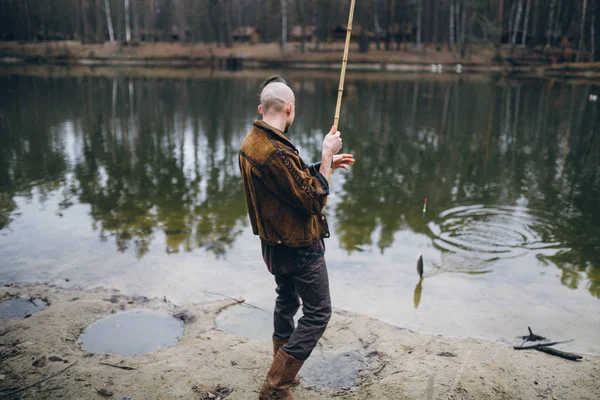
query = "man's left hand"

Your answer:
(333, 154), (355, 171)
